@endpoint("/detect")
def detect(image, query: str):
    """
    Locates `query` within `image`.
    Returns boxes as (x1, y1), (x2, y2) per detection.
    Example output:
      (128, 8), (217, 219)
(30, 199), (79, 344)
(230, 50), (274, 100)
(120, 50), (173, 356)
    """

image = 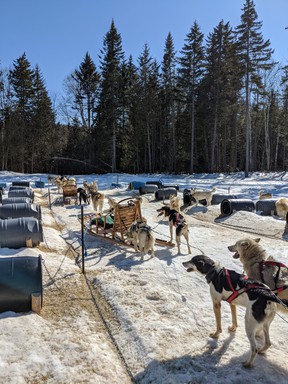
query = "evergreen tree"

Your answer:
(72, 52), (100, 130)
(118, 56), (140, 172)
(235, 0), (274, 176)
(9, 53), (35, 172)
(161, 32), (178, 172)
(204, 20), (241, 172)
(30, 65), (60, 172)
(137, 44), (160, 173)
(97, 20), (124, 172)
(177, 21), (205, 173)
